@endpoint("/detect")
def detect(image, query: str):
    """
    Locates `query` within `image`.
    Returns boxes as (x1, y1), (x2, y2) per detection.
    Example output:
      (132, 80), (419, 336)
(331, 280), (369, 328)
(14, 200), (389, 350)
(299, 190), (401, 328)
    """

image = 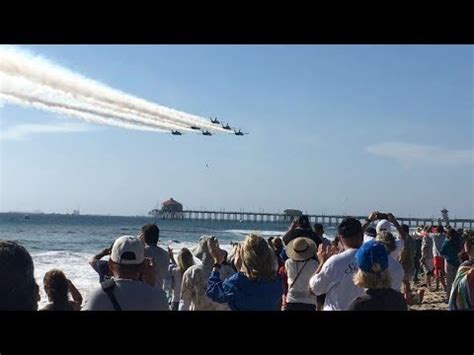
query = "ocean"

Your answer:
(0, 212), (338, 308)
